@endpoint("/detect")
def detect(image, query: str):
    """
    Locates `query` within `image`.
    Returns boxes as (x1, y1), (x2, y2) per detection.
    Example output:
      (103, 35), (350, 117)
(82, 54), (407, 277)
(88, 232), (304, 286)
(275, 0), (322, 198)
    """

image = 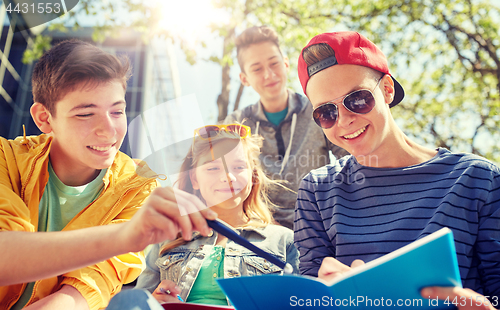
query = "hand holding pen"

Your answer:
(207, 219), (293, 274)
(153, 280), (184, 304)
